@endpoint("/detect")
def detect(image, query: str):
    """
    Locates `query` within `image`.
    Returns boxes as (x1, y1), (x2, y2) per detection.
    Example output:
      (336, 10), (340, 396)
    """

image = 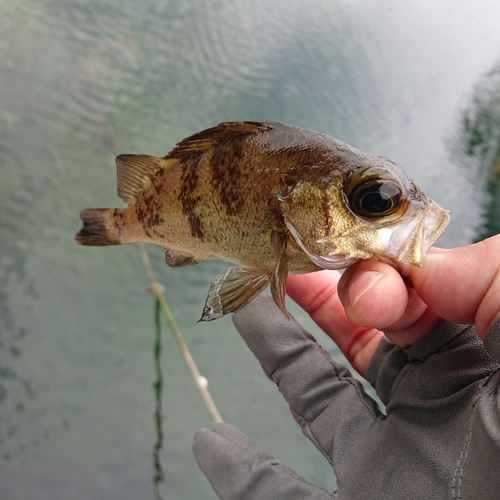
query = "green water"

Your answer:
(1, 1), (500, 498)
